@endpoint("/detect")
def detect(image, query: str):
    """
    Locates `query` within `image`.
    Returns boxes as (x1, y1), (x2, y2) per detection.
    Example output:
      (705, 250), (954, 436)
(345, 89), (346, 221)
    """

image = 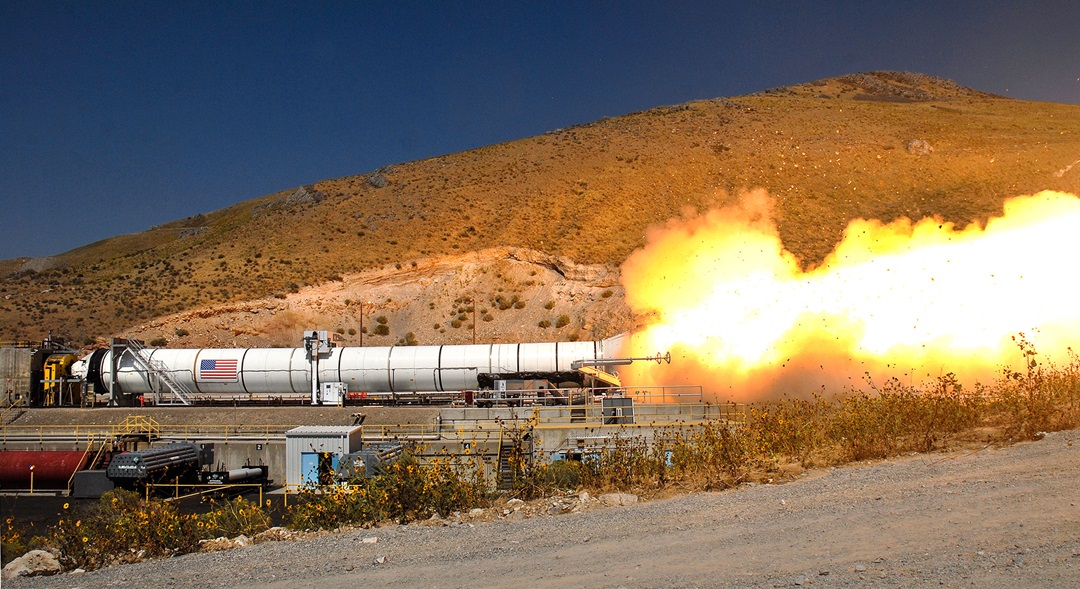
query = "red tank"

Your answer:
(0, 451), (89, 490)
